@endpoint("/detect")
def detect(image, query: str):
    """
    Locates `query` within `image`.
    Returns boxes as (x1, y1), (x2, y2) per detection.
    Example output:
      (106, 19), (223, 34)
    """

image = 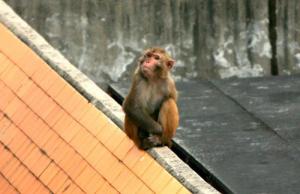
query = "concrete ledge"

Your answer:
(0, 1), (219, 193)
